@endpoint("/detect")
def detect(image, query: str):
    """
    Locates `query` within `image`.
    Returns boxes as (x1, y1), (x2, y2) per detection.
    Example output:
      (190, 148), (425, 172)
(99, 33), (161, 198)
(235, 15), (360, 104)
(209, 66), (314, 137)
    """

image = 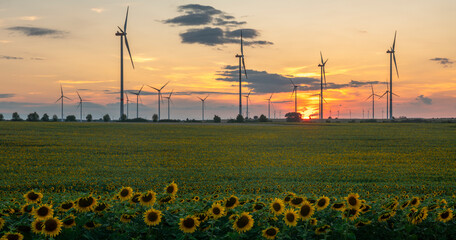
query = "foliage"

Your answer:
(41, 113), (50, 122)
(66, 115), (77, 122)
(285, 112), (301, 122)
(0, 114), (4, 121)
(152, 114), (158, 122)
(236, 114), (244, 123)
(27, 112), (40, 122)
(86, 114), (93, 122)
(213, 115), (221, 123)
(11, 112), (22, 121)
(120, 114), (127, 122)
(52, 114), (59, 122)
(259, 114), (268, 122)
(103, 114), (111, 122)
